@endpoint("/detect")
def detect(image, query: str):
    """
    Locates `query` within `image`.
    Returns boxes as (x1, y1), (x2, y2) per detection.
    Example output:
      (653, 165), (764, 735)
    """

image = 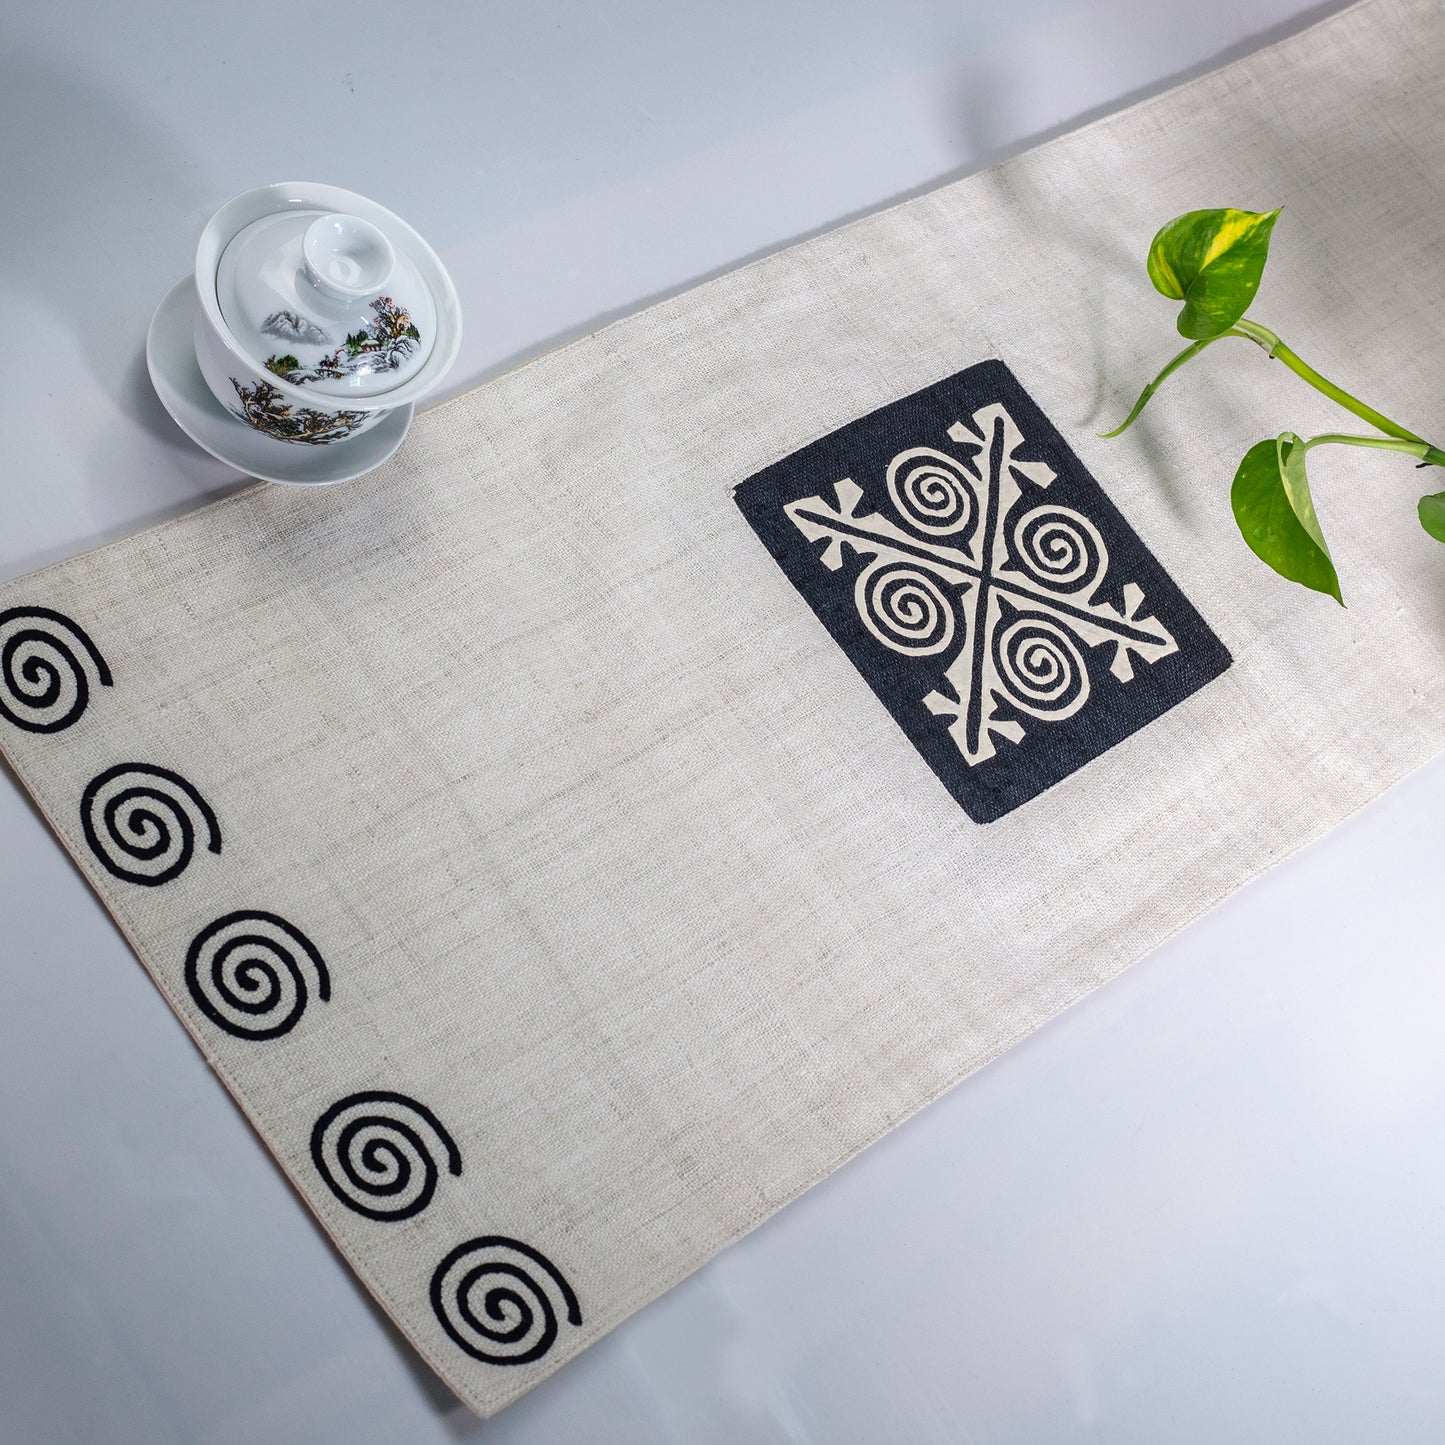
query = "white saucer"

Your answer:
(146, 278), (414, 486)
